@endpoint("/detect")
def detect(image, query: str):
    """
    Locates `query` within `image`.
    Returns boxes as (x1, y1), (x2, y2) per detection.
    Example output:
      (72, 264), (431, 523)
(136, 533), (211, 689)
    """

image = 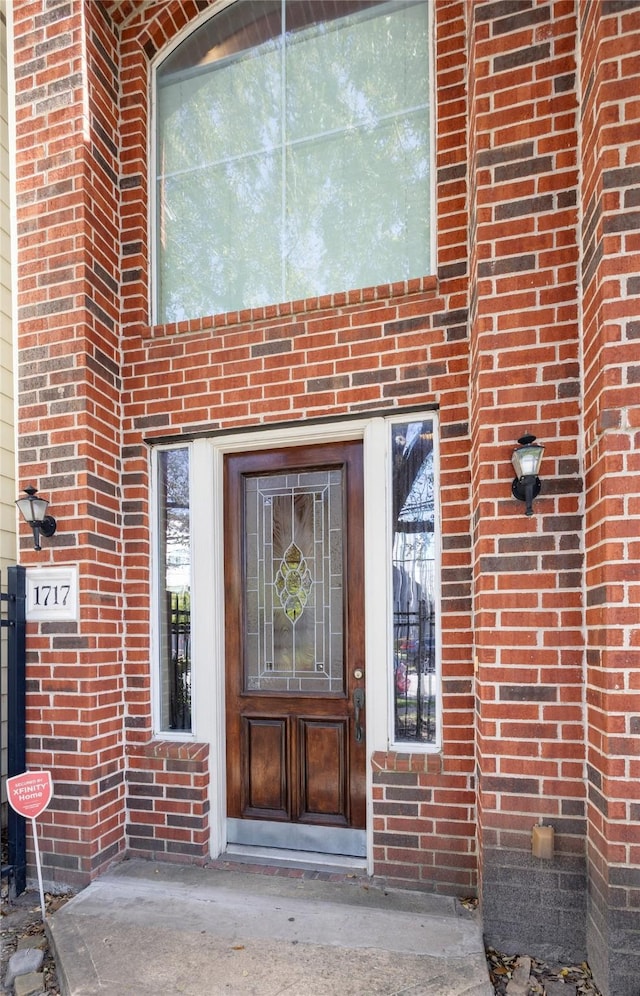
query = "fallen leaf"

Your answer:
(459, 896), (478, 911)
